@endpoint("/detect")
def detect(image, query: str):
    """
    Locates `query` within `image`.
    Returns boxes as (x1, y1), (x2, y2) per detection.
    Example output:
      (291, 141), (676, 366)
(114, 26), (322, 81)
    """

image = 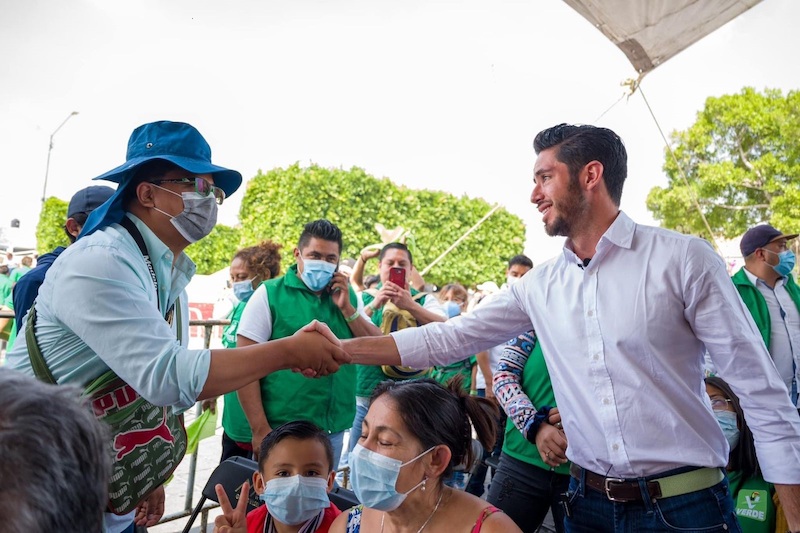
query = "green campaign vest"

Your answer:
(727, 470), (775, 533)
(221, 300), (251, 442)
(732, 267), (800, 349)
(259, 265), (357, 433)
(502, 339), (570, 475)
